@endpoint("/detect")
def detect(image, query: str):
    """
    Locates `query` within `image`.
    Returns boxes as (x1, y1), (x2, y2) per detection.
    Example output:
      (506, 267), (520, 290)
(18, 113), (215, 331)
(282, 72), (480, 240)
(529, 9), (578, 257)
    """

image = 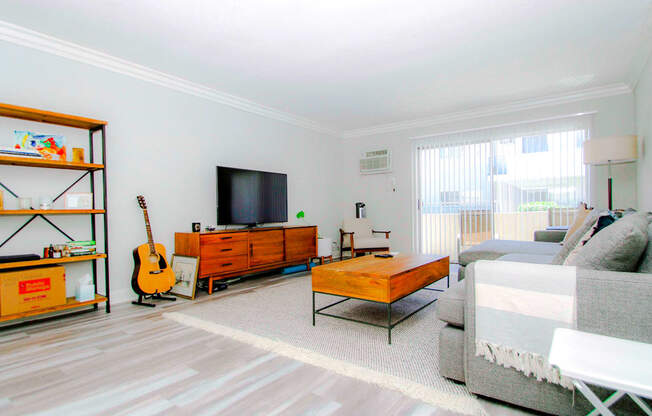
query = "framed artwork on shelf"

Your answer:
(170, 254), (199, 299)
(64, 192), (93, 209)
